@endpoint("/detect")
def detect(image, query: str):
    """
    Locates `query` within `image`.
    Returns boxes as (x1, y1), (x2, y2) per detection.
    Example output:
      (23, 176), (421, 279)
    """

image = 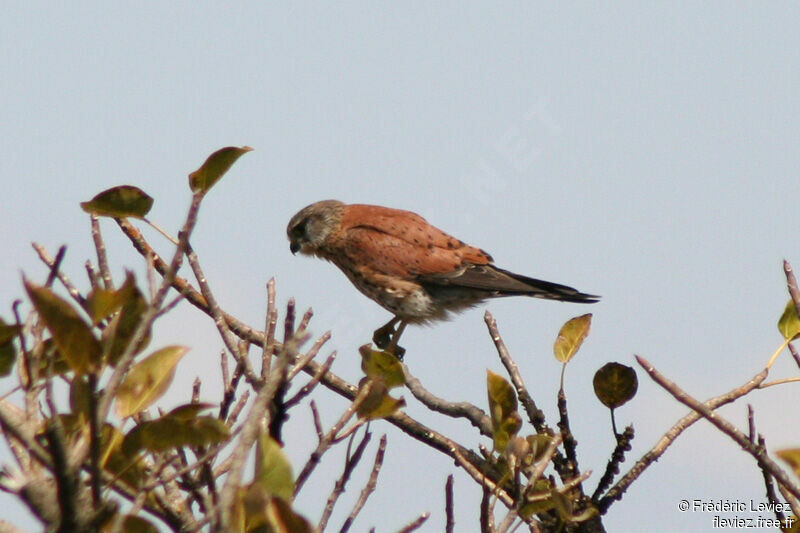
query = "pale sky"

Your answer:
(2, 3), (800, 531)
